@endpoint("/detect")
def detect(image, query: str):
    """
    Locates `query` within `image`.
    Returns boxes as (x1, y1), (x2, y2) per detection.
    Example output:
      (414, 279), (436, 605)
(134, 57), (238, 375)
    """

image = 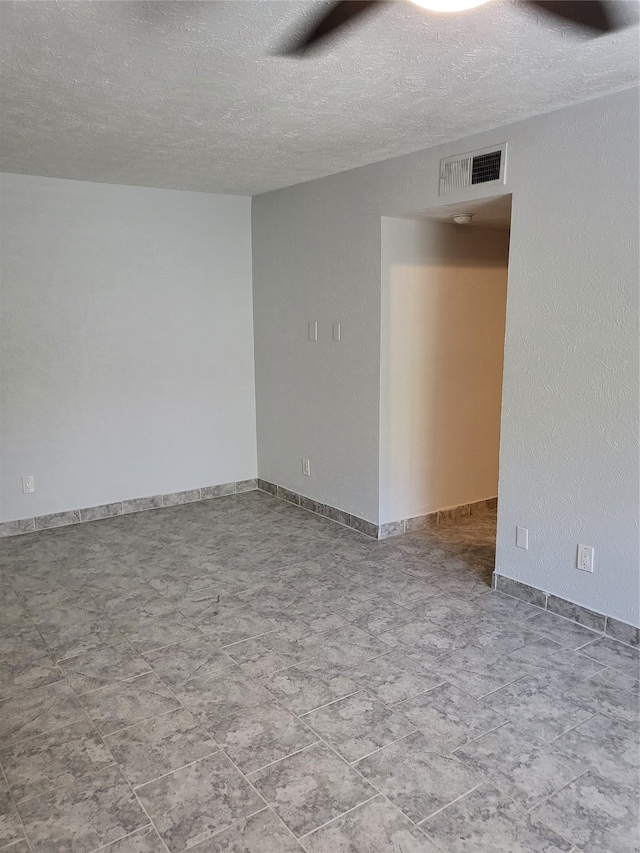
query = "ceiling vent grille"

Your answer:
(439, 144), (507, 196)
